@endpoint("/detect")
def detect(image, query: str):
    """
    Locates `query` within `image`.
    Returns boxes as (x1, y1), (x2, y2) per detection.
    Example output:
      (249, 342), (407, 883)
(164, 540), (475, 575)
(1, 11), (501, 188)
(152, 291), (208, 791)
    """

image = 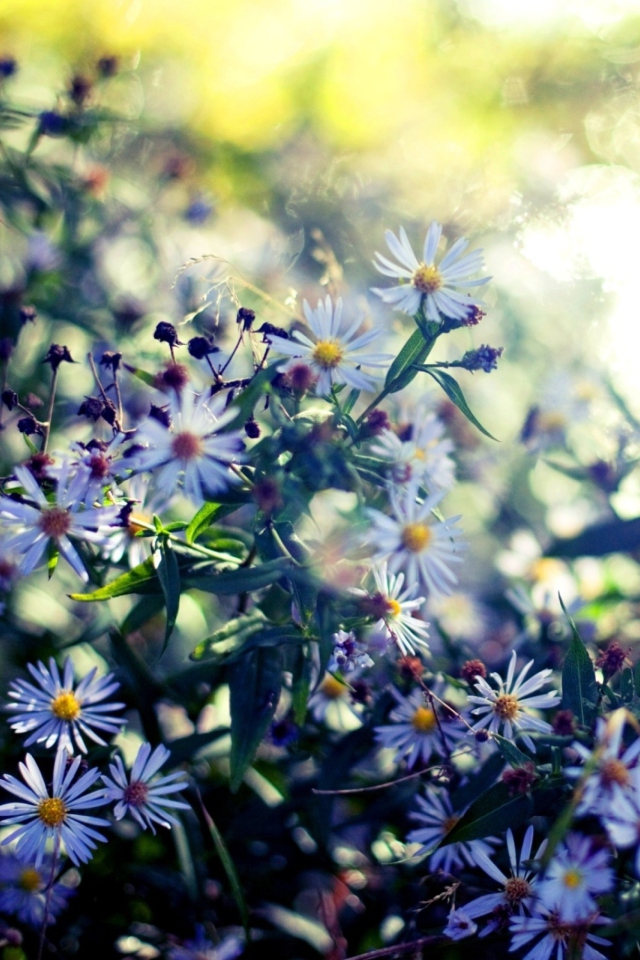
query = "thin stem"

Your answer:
(345, 934), (445, 960)
(41, 366), (59, 454)
(113, 369), (124, 426)
(131, 518), (241, 564)
(218, 330), (244, 377)
(37, 835), (60, 960)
